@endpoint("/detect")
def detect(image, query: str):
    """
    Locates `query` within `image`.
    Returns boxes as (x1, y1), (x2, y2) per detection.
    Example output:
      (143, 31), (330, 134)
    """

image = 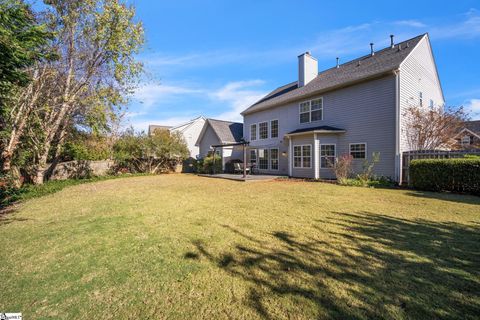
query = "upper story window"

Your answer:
(419, 92), (423, 107)
(259, 122), (268, 139)
(429, 99), (434, 110)
(350, 143), (366, 159)
(299, 98), (323, 123)
(250, 124), (257, 141)
(270, 120), (278, 138)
